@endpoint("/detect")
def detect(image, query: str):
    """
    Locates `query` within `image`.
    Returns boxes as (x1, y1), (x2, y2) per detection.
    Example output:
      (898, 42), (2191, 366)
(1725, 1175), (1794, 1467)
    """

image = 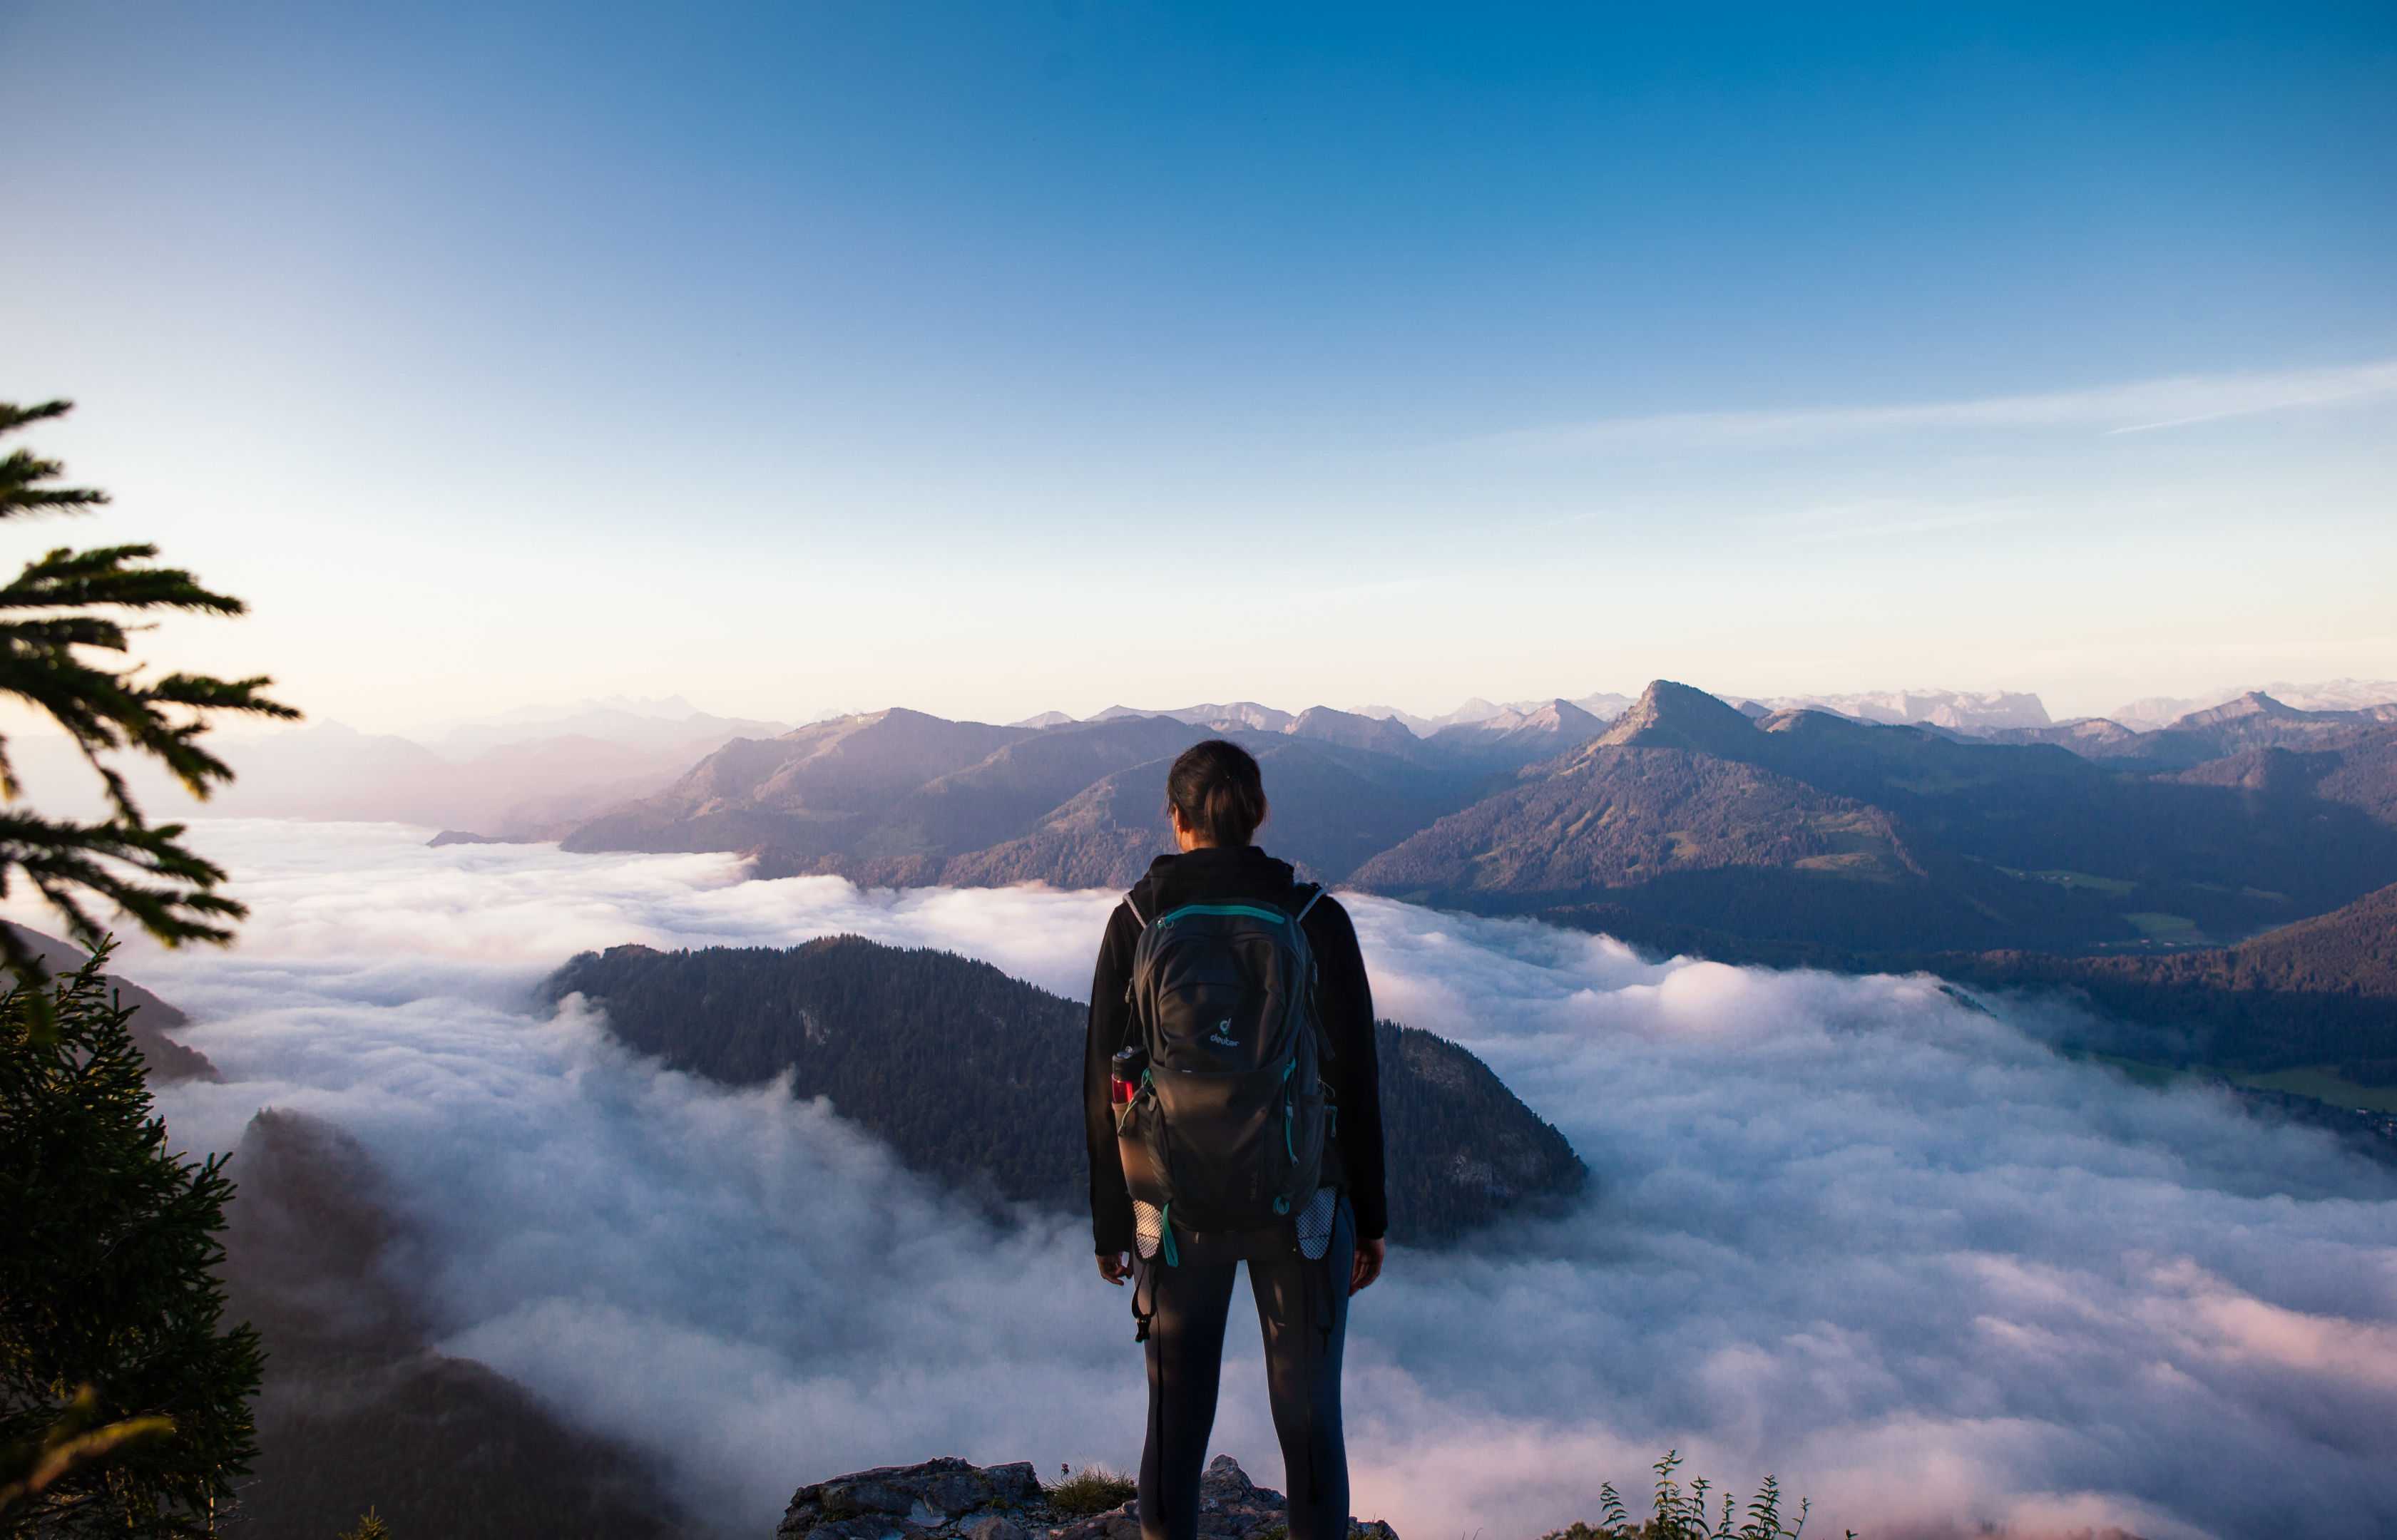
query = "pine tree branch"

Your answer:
(0, 403), (108, 519)
(0, 399), (297, 1025)
(0, 544), (249, 616)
